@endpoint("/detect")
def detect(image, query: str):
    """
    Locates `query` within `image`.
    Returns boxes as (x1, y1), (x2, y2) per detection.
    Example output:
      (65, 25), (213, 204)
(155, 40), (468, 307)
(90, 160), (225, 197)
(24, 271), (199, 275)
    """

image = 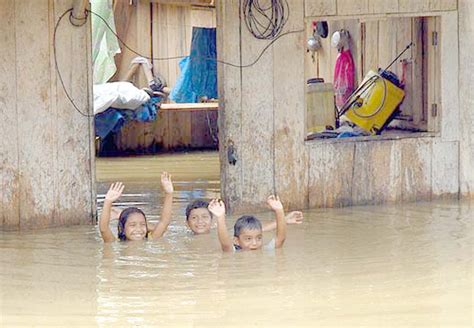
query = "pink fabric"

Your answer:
(333, 49), (355, 109)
